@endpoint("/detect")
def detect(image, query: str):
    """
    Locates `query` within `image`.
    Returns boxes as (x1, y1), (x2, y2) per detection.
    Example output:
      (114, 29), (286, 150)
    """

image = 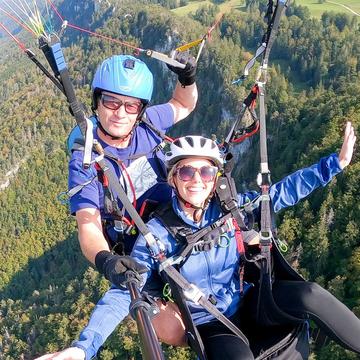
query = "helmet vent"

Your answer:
(200, 137), (206, 147)
(184, 136), (194, 147)
(173, 139), (181, 147)
(123, 59), (135, 69)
